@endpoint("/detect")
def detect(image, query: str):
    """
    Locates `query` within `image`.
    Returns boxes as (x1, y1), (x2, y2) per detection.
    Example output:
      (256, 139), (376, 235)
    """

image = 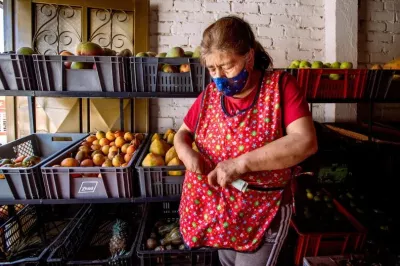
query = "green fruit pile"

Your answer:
(135, 46), (201, 74)
(288, 60), (353, 80)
